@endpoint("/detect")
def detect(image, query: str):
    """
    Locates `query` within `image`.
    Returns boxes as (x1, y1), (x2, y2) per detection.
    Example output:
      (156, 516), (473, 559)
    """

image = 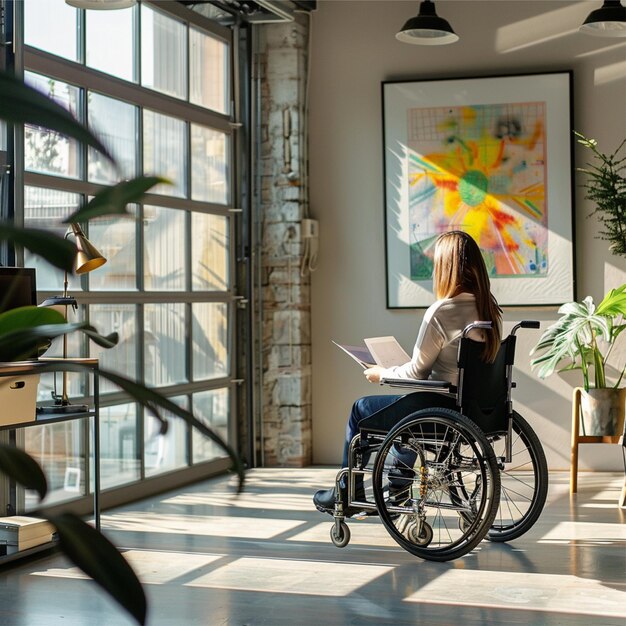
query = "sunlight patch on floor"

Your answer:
(404, 569), (626, 617)
(538, 521), (626, 542)
(31, 550), (223, 585)
(162, 491), (318, 511)
(102, 511), (305, 539)
(185, 556), (393, 596)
